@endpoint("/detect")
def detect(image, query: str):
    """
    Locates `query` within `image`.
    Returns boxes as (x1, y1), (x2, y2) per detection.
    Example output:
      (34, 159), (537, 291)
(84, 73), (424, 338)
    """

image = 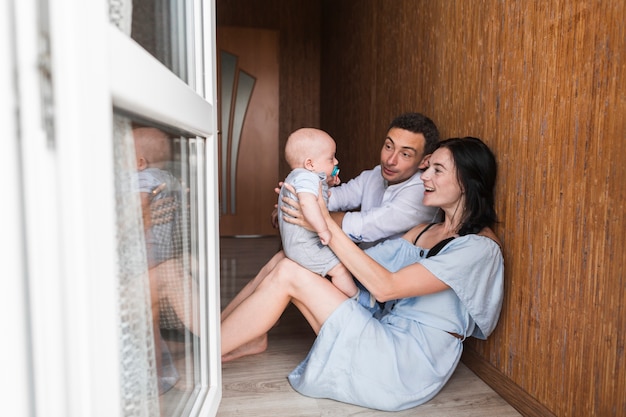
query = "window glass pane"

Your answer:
(110, 0), (191, 83)
(113, 114), (205, 416)
(132, 0), (190, 83)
